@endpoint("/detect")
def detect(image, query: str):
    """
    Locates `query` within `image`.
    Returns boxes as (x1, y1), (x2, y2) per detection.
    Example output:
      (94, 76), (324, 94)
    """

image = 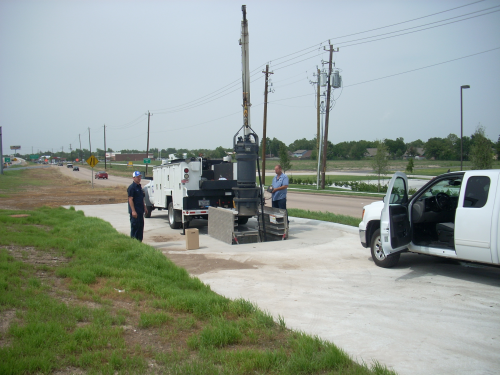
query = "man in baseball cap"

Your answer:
(127, 171), (147, 241)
